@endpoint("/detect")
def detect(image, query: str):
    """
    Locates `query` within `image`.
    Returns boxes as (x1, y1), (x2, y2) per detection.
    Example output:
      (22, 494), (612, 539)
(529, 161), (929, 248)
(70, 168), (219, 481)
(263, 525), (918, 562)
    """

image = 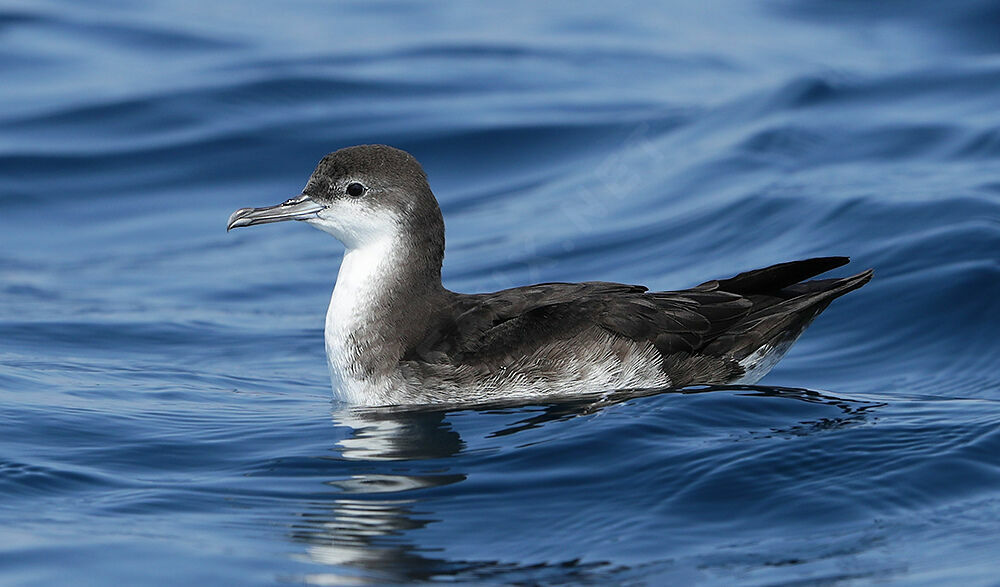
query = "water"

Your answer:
(2, 0), (1000, 584)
